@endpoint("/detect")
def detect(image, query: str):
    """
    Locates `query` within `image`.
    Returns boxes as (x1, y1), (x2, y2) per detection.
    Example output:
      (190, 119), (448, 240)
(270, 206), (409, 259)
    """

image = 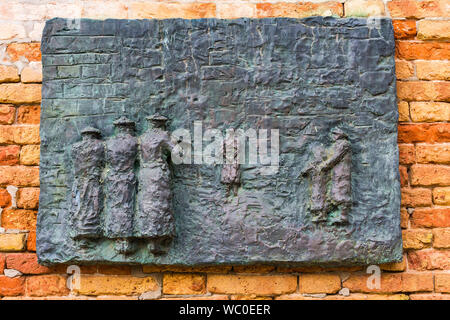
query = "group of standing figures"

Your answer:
(70, 114), (175, 255)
